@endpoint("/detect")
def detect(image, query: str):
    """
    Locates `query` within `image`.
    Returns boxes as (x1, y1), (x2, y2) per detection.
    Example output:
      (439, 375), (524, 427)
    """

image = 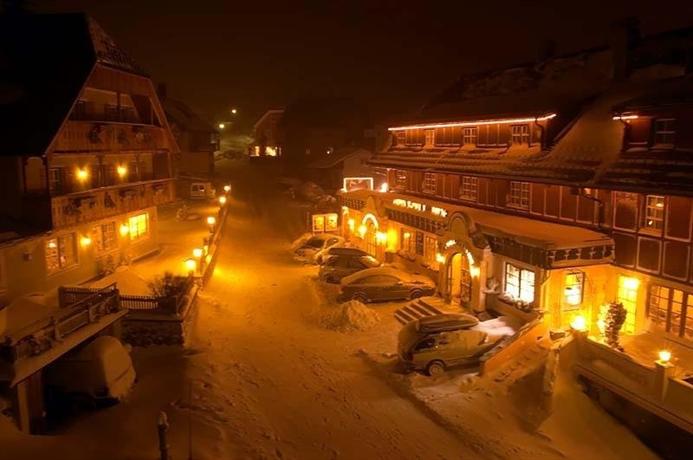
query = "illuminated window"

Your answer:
(648, 284), (693, 339)
(128, 213), (149, 241)
(504, 263), (535, 303)
(424, 235), (438, 268)
(642, 195), (665, 231)
(92, 222), (117, 252)
(508, 181), (530, 209)
(422, 173), (437, 194)
(511, 124), (530, 145)
(394, 170), (408, 190)
(45, 234), (77, 274)
(617, 276), (639, 334)
(563, 271), (584, 309)
(459, 176), (478, 201)
(462, 127), (478, 146)
(653, 118), (675, 147)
